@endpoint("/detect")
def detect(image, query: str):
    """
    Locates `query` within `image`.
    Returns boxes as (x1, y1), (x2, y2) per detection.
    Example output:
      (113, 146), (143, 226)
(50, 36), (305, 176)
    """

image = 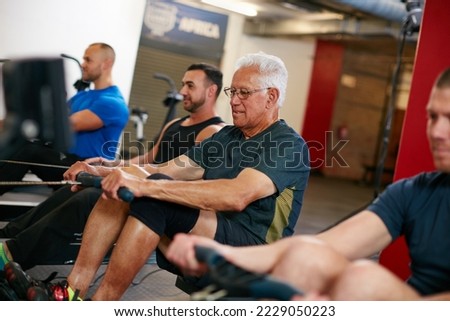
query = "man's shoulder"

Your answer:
(408, 171), (450, 186)
(388, 171), (450, 195)
(399, 171), (447, 182)
(101, 86), (125, 99)
(265, 120), (305, 144)
(96, 87), (128, 109)
(276, 119), (300, 134)
(214, 124), (237, 135)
